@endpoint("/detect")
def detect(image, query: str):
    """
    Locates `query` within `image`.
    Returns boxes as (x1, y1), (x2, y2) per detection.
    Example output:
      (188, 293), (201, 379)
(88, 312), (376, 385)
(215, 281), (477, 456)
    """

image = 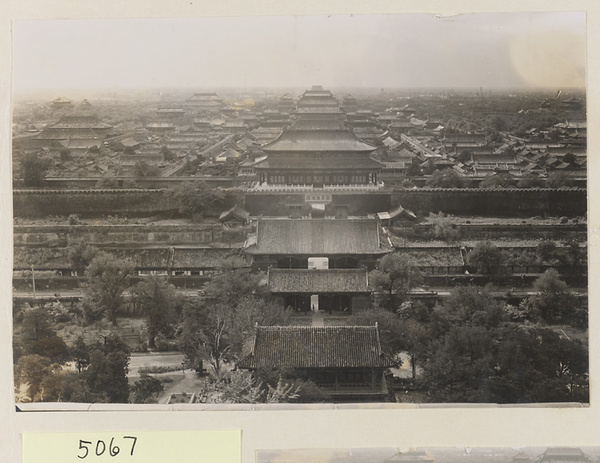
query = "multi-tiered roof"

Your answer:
(254, 86), (382, 185)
